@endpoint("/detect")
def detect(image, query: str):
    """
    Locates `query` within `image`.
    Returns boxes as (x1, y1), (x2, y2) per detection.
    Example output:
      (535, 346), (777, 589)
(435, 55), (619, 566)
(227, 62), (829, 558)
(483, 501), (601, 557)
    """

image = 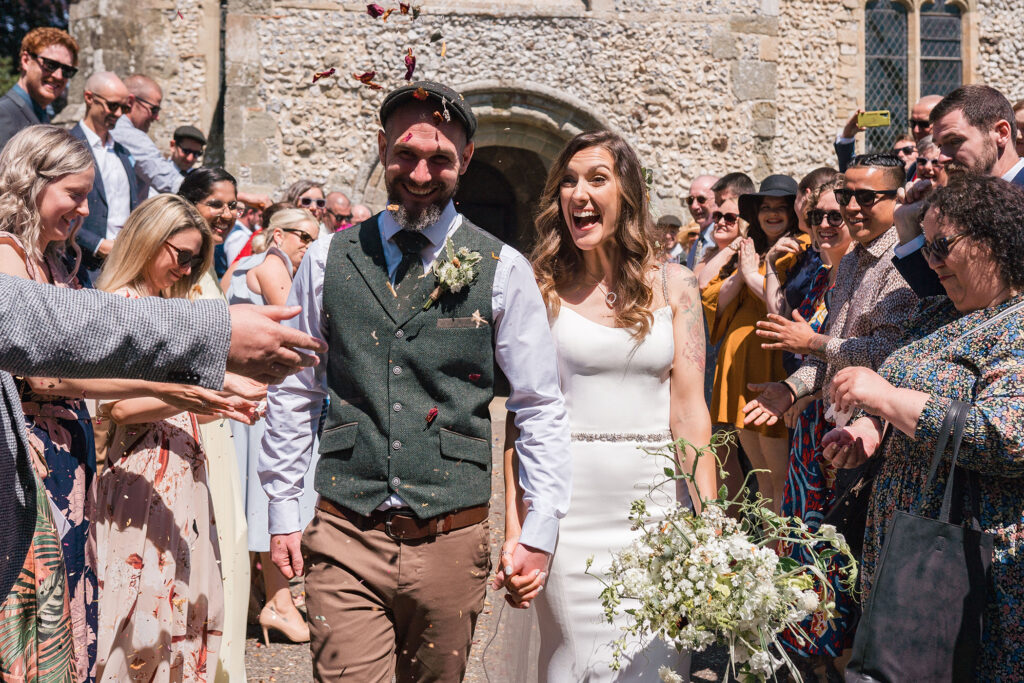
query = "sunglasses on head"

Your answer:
(921, 232), (966, 262)
(282, 227), (315, 245)
(833, 188), (899, 207)
(807, 209), (844, 228)
(27, 52), (78, 79)
(894, 145), (916, 155)
(910, 118), (931, 130)
(711, 211), (739, 224)
(90, 92), (132, 115)
(164, 242), (204, 270)
(687, 195), (708, 205)
(299, 197), (326, 209)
